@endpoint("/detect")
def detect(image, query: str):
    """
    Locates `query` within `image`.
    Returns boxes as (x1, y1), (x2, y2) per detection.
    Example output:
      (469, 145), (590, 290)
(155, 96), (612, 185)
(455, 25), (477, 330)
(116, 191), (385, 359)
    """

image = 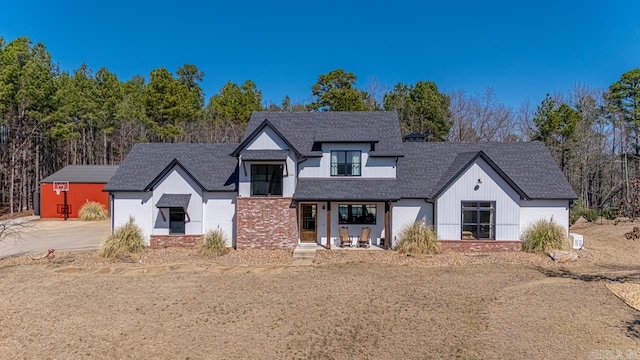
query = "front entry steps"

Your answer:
(292, 244), (317, 266)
